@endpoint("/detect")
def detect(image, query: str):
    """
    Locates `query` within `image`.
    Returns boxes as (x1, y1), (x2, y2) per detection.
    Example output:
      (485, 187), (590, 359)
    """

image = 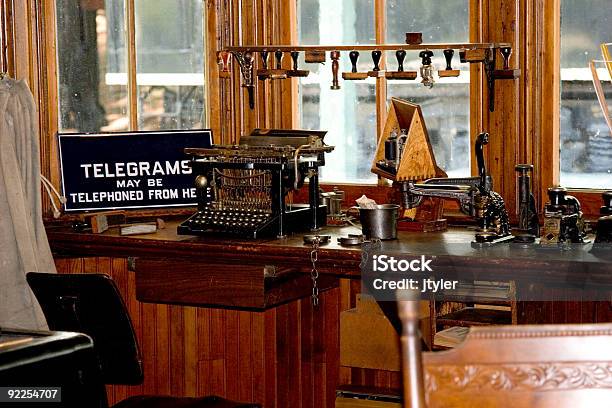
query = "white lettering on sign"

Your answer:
(182, 188), (196, 199)
(147, 189), (179, 200)
(69, 191), (145, 203)
(80, 160), (192, 179)
(116, 179), (141, 188)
